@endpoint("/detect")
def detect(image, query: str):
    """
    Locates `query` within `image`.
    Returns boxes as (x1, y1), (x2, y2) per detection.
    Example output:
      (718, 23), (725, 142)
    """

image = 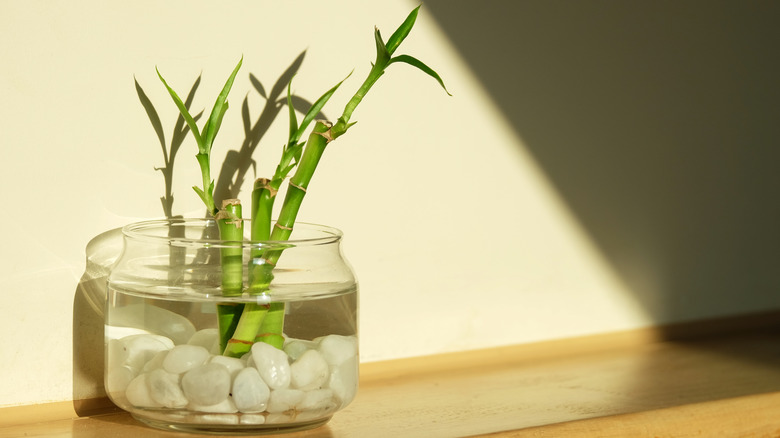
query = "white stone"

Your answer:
(283, 339), (316, 361)
(239, 414), (266, 425)
(299, 389), (337, 411)
(163, 344), (210, 374)
(231, 367), (270, 413)
(187, 328), (220, 355)
(251, 342), (291, 390)
(266, 389), (305, 413)
(290, 350), (329, 391)
(116, 334), (174, 369)
(181, 363), (231, 406)
(241, 352), (254, 368)
(188, 398), (238, 414)
(191, 413), (239, 424)
(316, 335), (358, 366)
(125, 373), (162, 408)
(142, 350), (168, 373)
(328, 355), (358, 406)
(147, 368), (188, 408)
(105, 325), (151, 342)
(209, 355), (246, 379)
(106, 365), (136, 395)
(110, 303), (196, 345)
